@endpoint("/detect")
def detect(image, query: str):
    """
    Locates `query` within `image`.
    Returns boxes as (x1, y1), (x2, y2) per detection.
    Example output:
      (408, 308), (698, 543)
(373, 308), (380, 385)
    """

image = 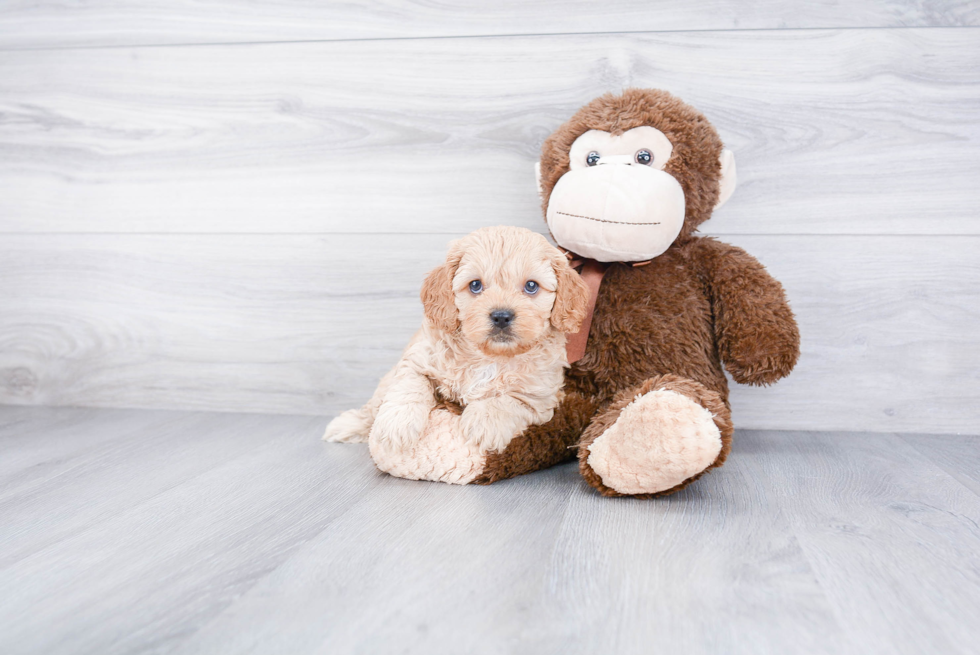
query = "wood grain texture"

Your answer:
(0, 406), (173, 490)
(0, 410), (310, 568)
(1, 1), (977, 49)
(1, 29), (978, 236)
(521, 432), (845, 654)
(0, 408), (382, 655)
(1, 233), (977, 434)
(0, 233), (438, 416)
(178, 447), (580, 654)
(901, 433), (980, 496)
(746, 429), (980, 654)
(1, 407), (978, 654)
(725, 234), (980, 435)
